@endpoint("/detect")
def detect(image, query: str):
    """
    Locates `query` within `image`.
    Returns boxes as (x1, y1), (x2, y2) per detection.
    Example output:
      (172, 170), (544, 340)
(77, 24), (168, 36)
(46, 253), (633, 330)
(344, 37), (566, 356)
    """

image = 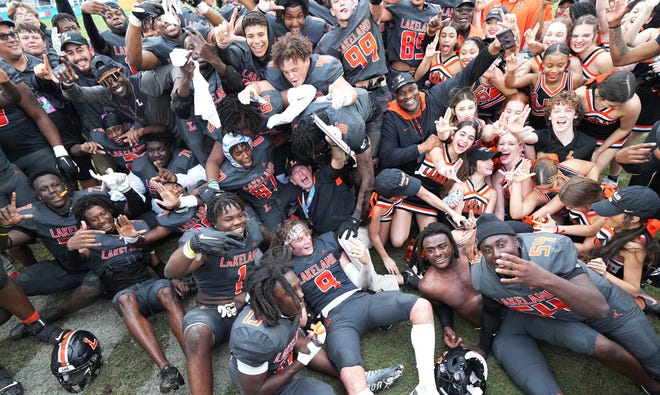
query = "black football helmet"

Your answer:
(435, 347), (488, 395)
(50, 330), (103, 393)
